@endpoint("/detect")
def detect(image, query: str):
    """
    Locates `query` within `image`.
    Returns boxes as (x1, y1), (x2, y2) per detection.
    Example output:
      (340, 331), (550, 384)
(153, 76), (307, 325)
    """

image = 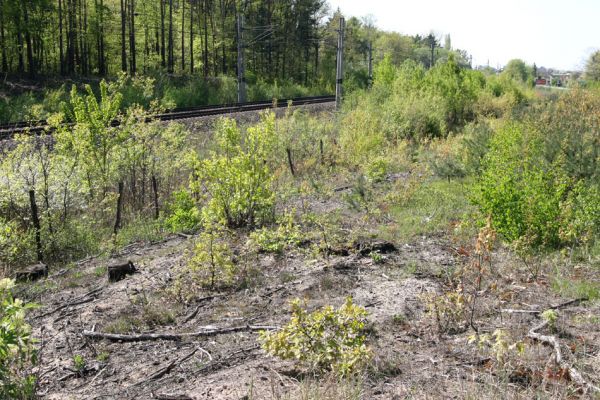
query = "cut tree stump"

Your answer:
(15, 263), (48, 282)
(107, 260), (137, 282)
